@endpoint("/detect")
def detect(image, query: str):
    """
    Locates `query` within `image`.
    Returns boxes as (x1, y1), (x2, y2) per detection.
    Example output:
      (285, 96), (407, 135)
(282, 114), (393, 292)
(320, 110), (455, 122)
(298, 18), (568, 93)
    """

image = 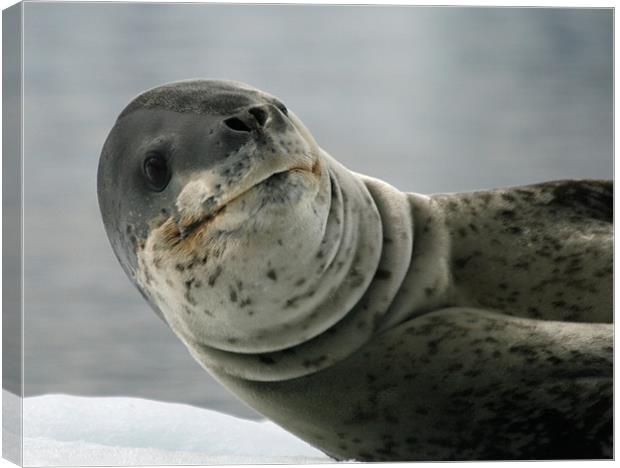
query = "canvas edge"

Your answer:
(2, 1), (23, 466)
